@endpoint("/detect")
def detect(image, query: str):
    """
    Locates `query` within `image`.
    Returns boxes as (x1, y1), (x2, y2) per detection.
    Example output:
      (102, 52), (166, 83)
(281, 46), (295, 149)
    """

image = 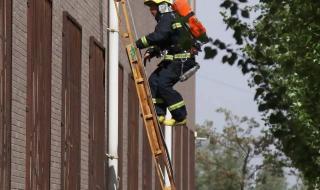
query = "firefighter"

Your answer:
(136, 0), (198, 126)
